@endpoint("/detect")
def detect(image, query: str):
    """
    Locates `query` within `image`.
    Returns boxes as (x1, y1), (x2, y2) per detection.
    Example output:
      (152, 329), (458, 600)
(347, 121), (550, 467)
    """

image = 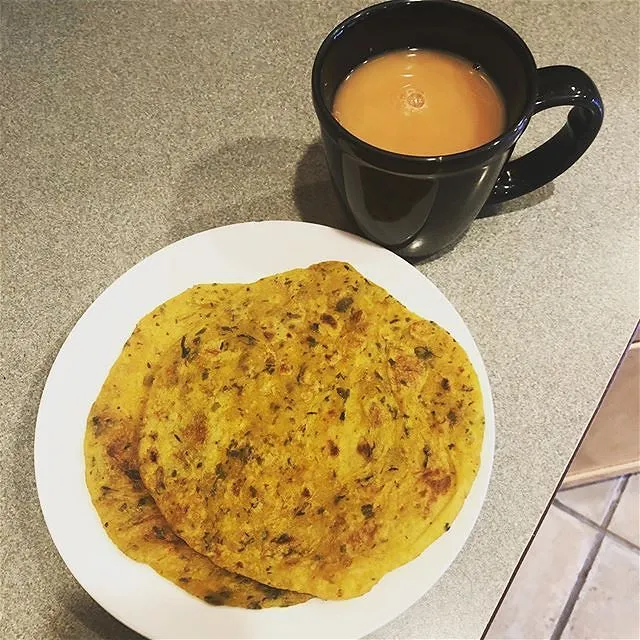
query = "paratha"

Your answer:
(138, 261), (484, 600)
(84, 284), (308, 609)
